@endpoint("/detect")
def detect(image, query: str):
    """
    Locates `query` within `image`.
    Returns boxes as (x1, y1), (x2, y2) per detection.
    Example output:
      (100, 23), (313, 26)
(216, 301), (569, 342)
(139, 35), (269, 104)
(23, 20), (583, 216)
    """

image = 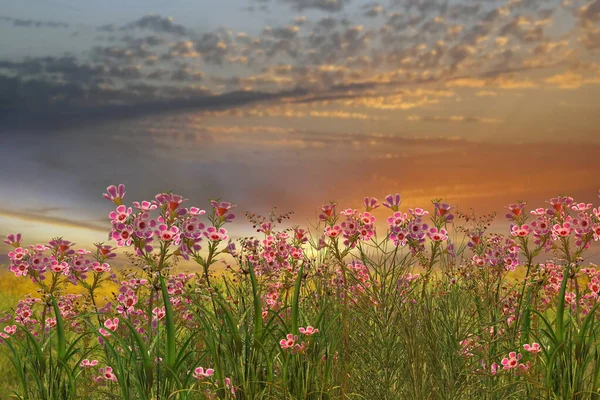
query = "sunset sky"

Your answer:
(1, 0), (599, 262)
